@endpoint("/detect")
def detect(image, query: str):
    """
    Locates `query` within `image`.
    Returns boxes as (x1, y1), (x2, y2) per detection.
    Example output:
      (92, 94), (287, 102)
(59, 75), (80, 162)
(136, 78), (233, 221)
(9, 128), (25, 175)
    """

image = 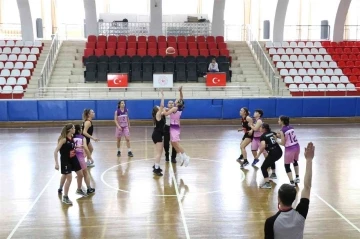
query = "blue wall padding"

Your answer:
(1, 98), (360, 121)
